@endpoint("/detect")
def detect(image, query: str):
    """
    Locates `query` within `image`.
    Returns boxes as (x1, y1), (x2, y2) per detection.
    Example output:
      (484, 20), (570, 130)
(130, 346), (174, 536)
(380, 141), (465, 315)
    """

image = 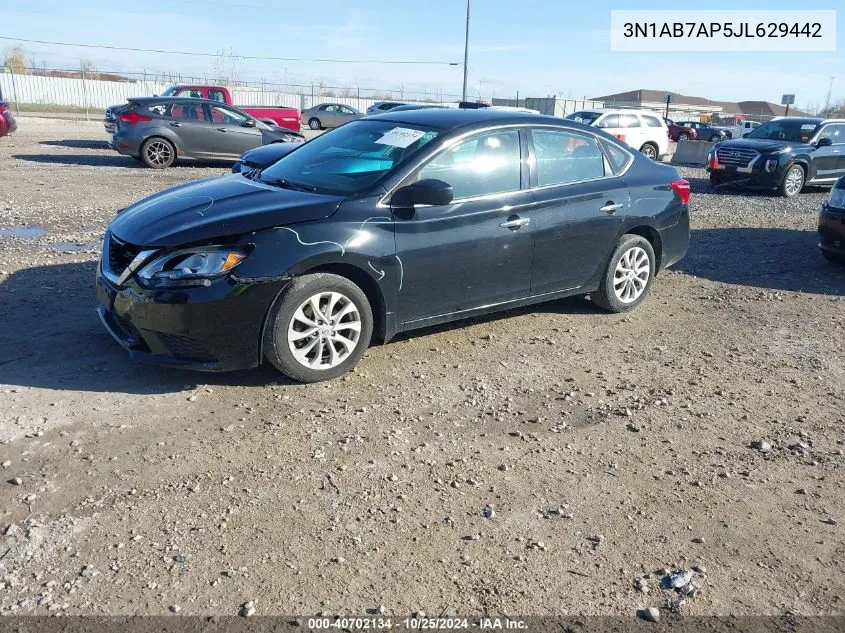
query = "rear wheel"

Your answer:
(678, 133), (689, 141)
(308, 117), (322, 130)
(263, 273), (373, 382)
(778, 164), (804, 198)
(591, 234), (656, 313)
(639, 143), (658, 160)
(140, 137), (175, 168)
